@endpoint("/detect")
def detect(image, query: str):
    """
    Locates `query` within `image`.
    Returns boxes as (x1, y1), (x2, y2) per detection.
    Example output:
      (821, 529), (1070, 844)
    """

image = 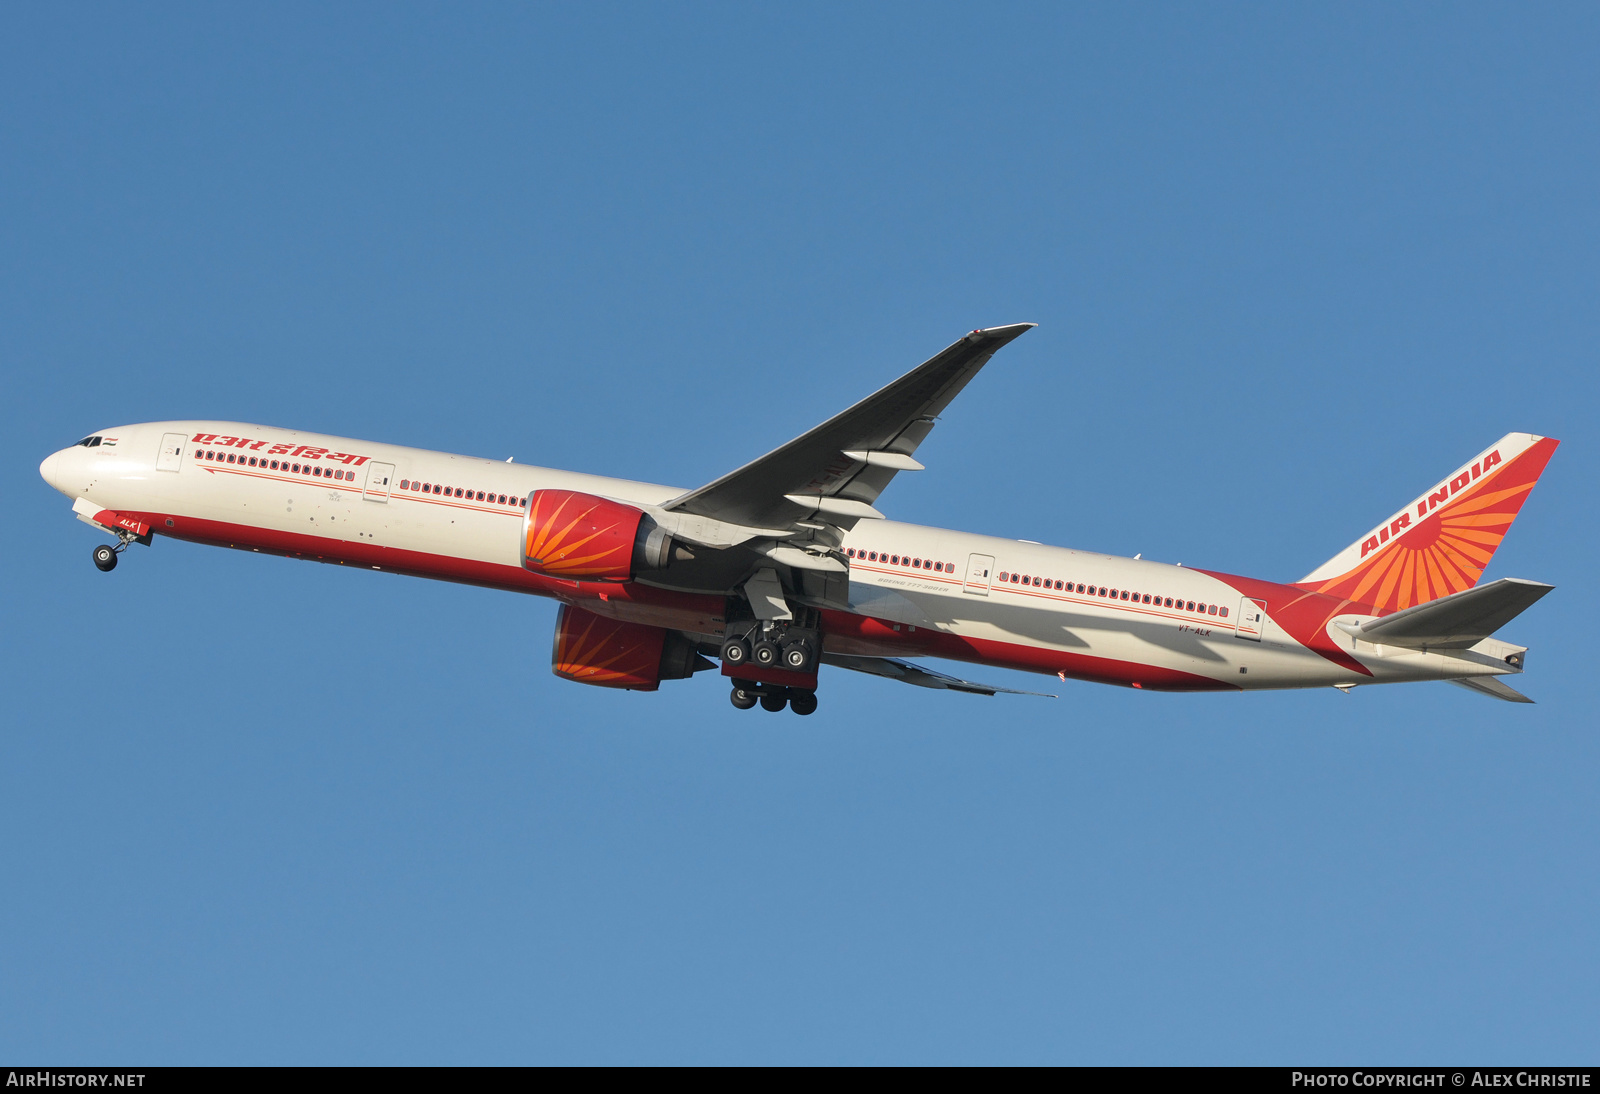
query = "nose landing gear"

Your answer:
(91, 527), (144, 572)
